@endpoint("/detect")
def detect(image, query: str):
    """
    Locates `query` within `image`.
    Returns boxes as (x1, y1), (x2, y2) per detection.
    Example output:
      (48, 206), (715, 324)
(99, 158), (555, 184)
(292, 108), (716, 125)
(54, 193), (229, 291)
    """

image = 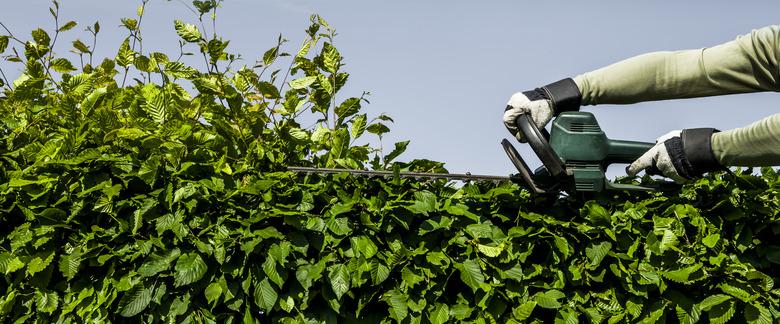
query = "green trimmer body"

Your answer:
(502, 111), (666, 194)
